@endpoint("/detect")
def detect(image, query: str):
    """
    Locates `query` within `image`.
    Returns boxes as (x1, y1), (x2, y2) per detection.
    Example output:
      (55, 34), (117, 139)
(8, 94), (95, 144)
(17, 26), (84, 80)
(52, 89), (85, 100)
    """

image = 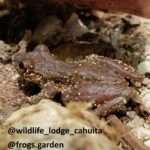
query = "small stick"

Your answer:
(108, 115), (148, 150)
(95, 97), (127, 117)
